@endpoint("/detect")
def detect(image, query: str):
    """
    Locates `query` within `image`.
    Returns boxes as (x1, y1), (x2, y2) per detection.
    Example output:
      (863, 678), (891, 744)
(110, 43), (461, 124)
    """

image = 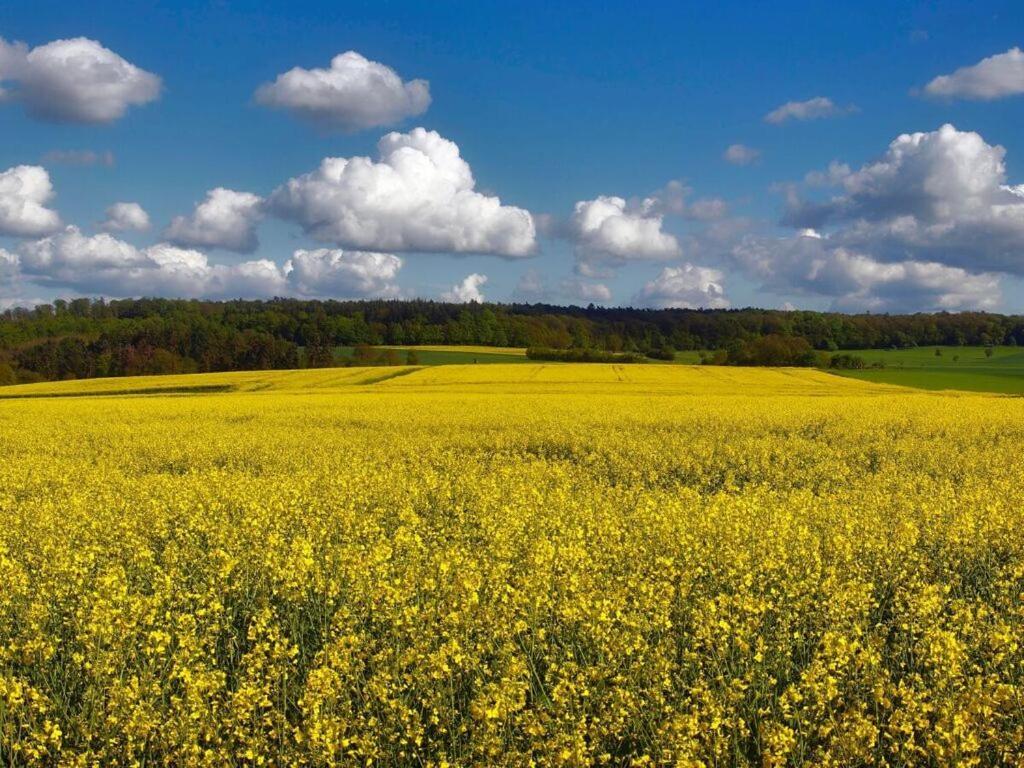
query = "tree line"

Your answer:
(1, 297), (1022, 383)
